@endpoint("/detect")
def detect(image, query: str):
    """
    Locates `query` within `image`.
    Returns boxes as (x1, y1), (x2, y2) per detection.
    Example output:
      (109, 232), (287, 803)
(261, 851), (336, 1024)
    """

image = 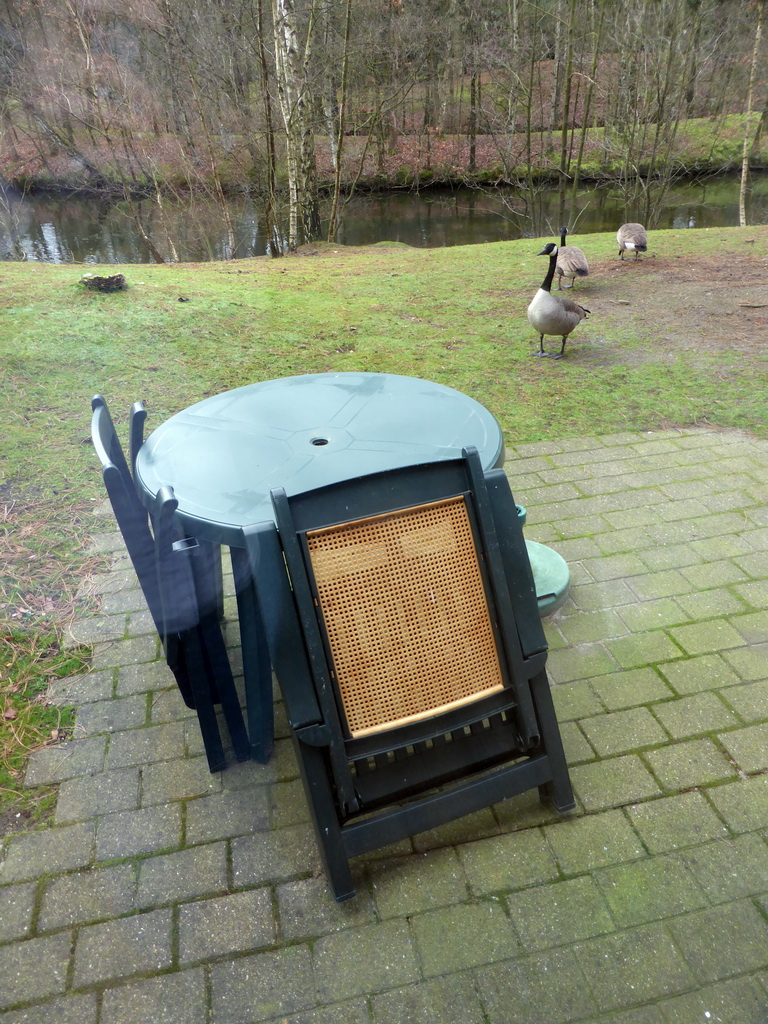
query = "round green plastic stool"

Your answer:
(516, 506), (570, 617)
